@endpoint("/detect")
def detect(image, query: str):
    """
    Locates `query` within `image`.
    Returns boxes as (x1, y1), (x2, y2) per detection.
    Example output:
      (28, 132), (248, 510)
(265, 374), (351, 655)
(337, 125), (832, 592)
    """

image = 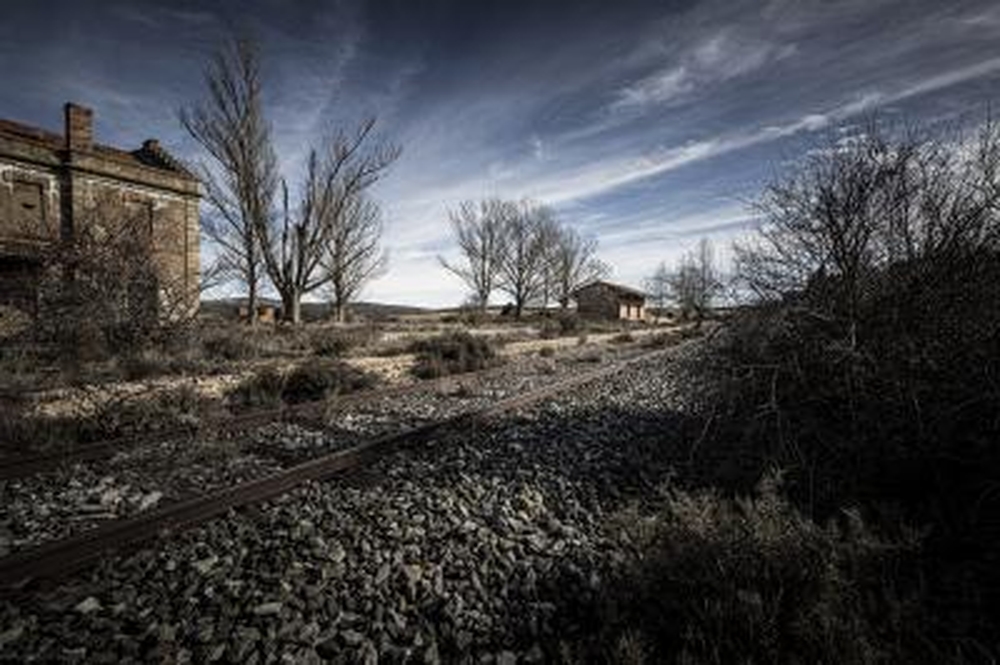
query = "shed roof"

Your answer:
(572, 280), (647, 300)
